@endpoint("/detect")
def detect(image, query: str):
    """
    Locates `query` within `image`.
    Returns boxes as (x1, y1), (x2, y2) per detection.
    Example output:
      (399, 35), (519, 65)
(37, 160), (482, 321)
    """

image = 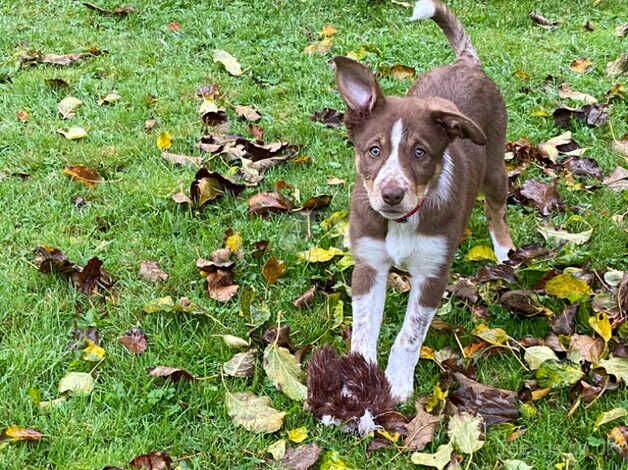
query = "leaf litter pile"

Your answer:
(2, 2), (627, 470)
